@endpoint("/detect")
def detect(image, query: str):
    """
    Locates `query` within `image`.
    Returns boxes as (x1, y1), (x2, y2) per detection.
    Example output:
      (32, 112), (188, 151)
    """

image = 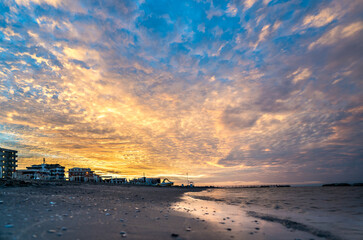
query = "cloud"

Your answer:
(0, 27), (21, 39)
(244, 0), (257, 10)
(303, 7), (342, 28)
(272, 21), (282, 31)
(249, 25), (269, 49)
(62, 47), (100, 62)
(309, 21), (363, 50)
(218, 148), (246, 167)
(226, 3), (238, 17)
(220, 106), (260, 131)
(206, 3), (224, 20)
(15, 0), (62, 7)
(288, 68), (312, 84)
